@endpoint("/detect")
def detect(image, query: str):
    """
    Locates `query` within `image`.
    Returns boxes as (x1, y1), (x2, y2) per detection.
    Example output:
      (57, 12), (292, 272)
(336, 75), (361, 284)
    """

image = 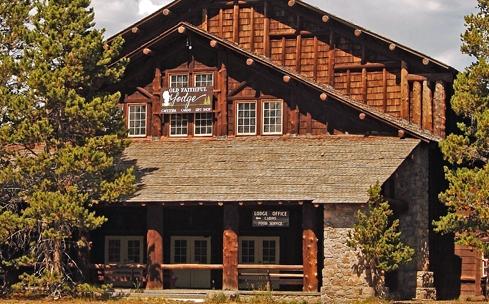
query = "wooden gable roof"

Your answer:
(109, 0), (456, 73)
(116, 22), (441, 142)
